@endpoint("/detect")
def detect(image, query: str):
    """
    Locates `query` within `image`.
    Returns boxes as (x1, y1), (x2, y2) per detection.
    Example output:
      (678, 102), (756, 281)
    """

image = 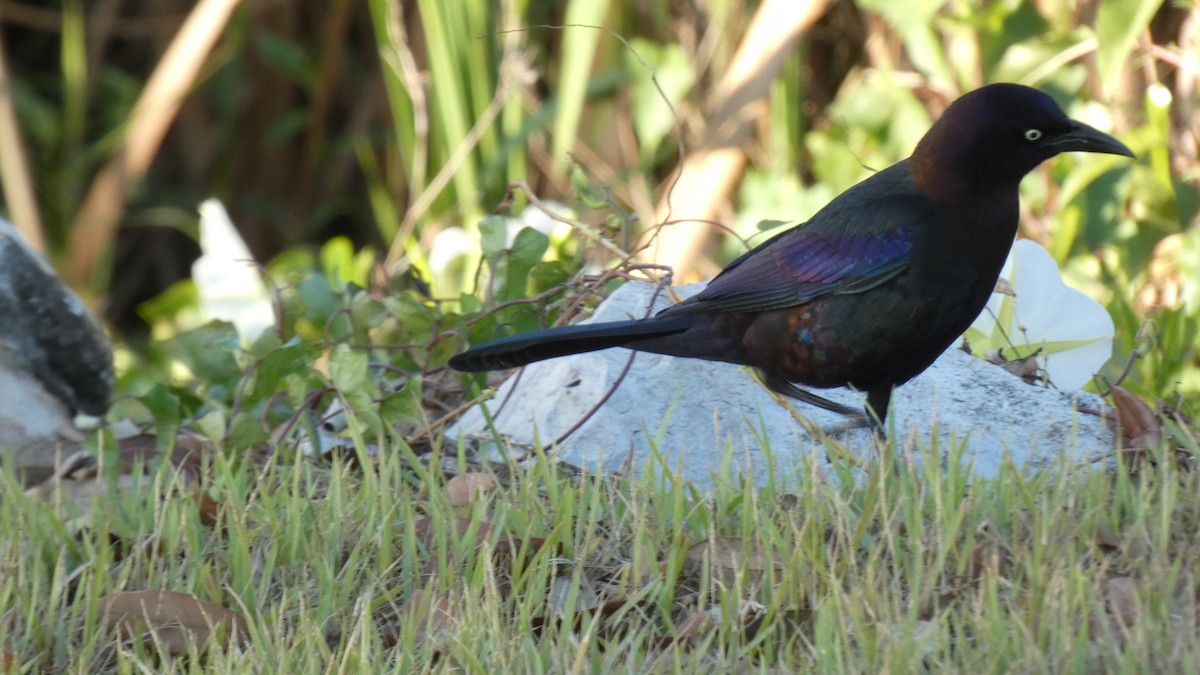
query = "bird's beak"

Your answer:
(1049, 120), (1135, 158)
